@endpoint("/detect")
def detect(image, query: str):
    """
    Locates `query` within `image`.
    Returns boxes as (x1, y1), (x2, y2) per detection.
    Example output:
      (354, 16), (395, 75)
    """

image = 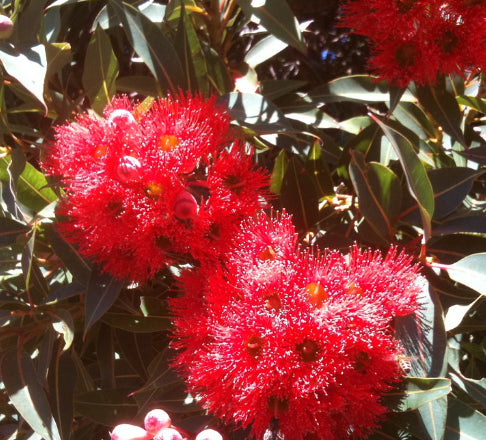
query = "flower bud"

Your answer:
(195, 429), (223, 440)
(117, 156), (142, 183)
(110, 424), (151, 440)
(108, 109), (137, 130)
(144, 409), (171, 435)
(0, 15), (13, 40)
(173, 191), (198, 220)
(153, 427), (183, 440)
